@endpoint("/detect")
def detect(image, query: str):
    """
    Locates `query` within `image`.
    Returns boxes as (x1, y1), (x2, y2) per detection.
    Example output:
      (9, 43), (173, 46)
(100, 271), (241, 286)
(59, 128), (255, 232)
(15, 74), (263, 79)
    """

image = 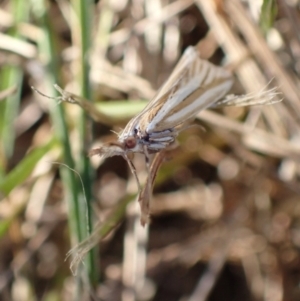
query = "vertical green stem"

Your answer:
(33, 1), (87, 297)
(71, 0), (98, 285)
(0, 0), (29, 175)
(41, 13), (82, 243)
